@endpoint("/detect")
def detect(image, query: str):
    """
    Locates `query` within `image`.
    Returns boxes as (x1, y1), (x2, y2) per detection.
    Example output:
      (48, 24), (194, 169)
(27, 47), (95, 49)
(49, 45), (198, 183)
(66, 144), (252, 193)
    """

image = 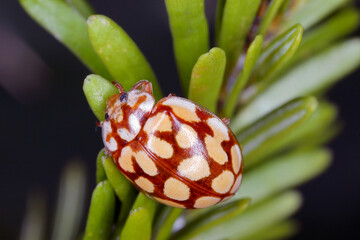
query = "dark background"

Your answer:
(0, 1), (359, 239)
